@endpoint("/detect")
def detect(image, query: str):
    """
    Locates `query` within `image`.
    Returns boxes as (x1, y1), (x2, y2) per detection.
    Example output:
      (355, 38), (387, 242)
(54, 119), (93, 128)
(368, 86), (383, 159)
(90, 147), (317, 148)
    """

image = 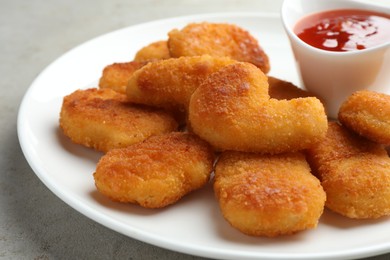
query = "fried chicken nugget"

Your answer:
(99, 61), (146, 94)
(268, 76), (317, 100)
(306, 122), (390, 219)
(59, 88), (178, 152)
(214, 151), (325, 237)
(94, 132), (215, 208)
(168, 22), (270, 73)
(126, 55), (236, 116)
(188, 62), (328, 153)
(338, 90), (390, 145)
(134, 40), (170, 62)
